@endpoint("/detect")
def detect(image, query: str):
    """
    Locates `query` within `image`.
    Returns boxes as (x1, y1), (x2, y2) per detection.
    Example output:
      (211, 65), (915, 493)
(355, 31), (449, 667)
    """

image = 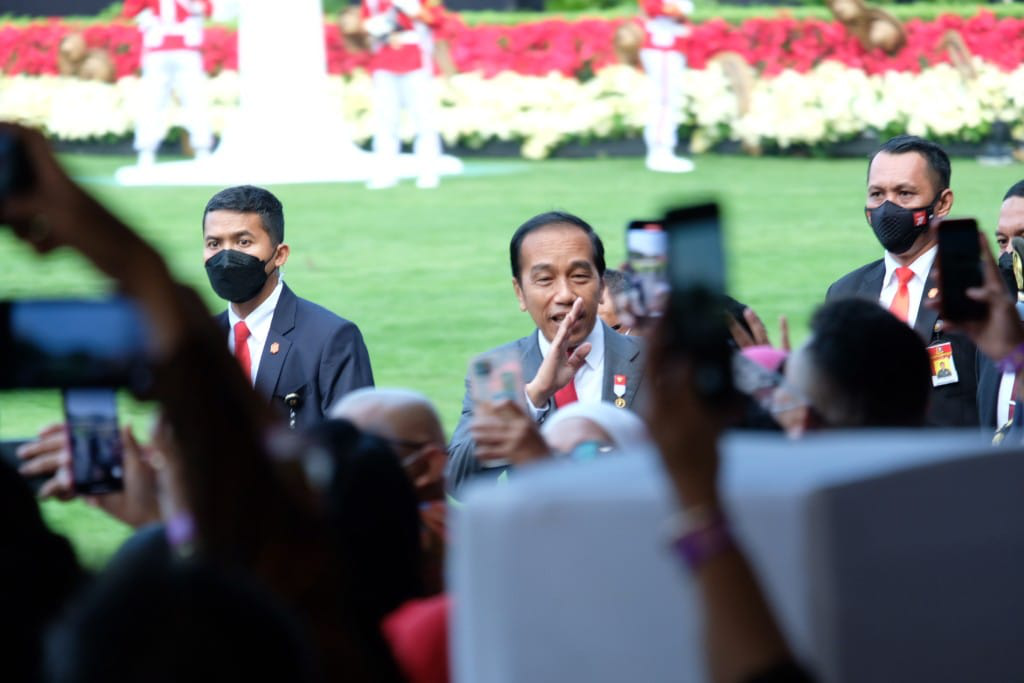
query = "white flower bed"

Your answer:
(2, 61), (1022, 158)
